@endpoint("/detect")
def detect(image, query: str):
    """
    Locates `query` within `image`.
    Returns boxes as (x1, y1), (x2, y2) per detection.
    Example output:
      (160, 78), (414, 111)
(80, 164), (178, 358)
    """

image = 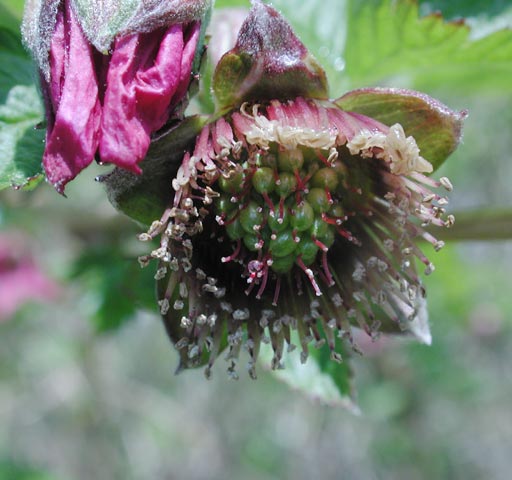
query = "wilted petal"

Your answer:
(99, 22), (200, 172)
(23, 0), (206, 191)
(171, 21), (202, 107)
(42, 0), (101, 193)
